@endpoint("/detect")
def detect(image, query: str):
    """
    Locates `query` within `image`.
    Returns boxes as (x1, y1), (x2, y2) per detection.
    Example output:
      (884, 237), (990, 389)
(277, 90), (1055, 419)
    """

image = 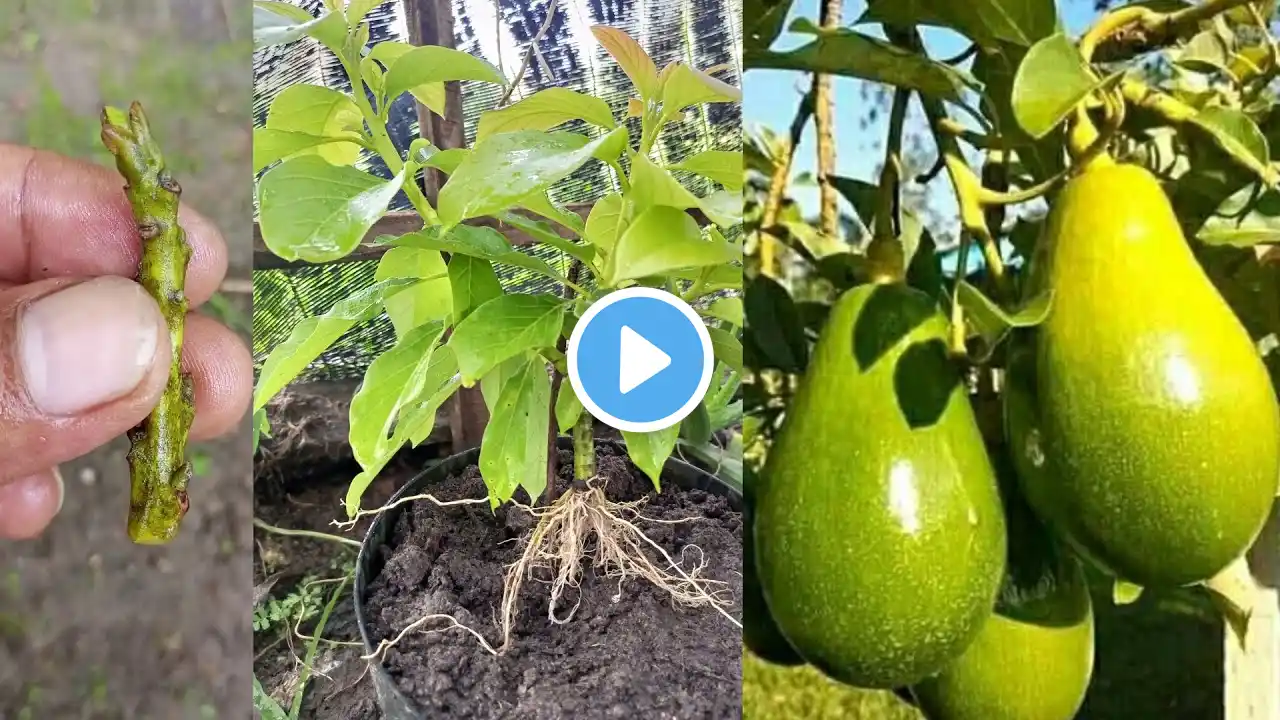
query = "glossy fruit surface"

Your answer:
(1017, 162), (1280, 586)
(913, 453), (1094, 720)
(755, 282), (1005, 689)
